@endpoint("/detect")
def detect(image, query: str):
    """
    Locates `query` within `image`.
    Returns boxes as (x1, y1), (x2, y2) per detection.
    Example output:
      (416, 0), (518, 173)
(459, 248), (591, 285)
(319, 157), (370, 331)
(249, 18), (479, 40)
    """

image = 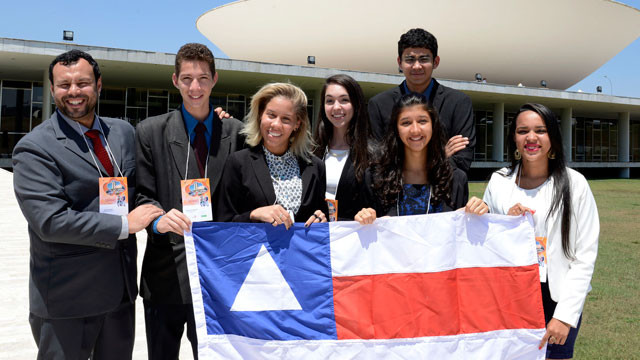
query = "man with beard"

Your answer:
(12, 49), (163, 359)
